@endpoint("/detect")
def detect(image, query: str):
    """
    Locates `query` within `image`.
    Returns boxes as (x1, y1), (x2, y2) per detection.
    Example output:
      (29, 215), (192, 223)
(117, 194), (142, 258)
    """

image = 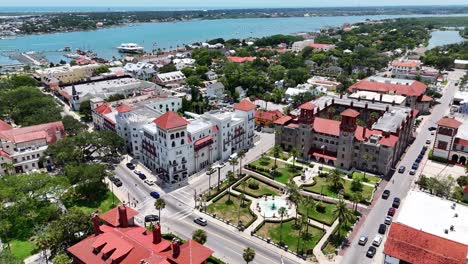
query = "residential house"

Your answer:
(155, 71), (186, 88)
(255, 110), (283, 127)
(205, 82), (225, 99)
(124, 62), (157, 80)
(432, 116), (468, 164)
(205, 70), (218, 81)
